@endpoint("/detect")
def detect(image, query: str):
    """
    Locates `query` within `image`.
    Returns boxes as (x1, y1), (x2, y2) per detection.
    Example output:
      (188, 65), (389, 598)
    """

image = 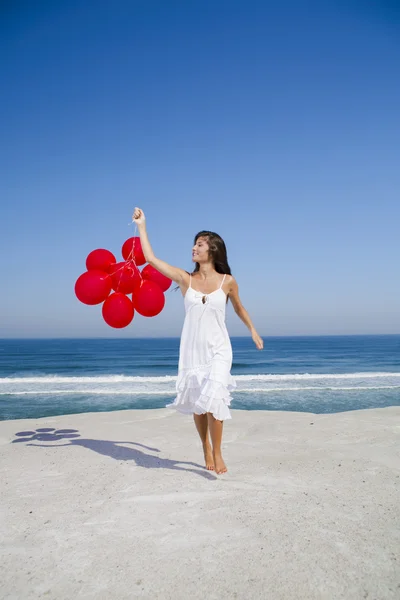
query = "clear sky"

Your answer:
(1, 0), (399, 338)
